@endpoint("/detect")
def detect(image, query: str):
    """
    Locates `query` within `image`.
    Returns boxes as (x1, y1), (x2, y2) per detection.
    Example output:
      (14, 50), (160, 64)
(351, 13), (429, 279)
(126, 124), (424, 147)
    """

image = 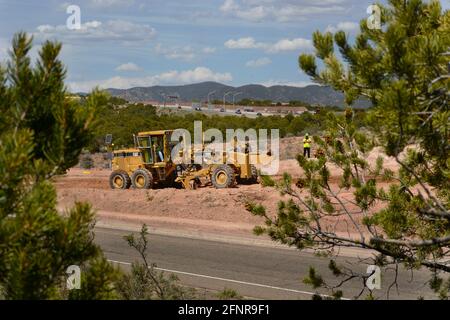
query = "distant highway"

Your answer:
(154, 104), (304, 118)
